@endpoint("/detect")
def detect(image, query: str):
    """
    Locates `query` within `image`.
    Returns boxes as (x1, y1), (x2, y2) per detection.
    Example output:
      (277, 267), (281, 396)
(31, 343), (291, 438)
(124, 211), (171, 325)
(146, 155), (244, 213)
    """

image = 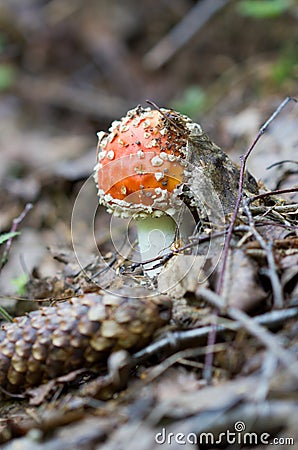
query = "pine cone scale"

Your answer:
(0, 290), (171, 394)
